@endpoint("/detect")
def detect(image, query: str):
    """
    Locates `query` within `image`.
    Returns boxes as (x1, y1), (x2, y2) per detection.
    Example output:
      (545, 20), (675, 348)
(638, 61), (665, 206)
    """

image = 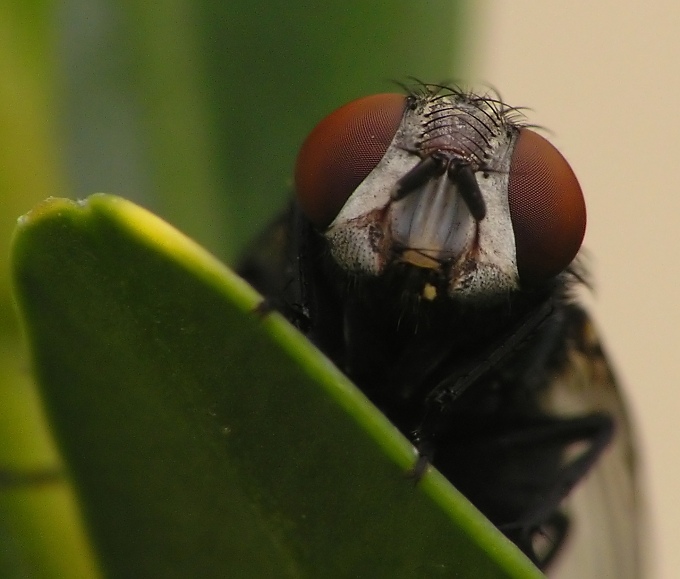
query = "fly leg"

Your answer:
(408, 300), (576, 484)
(492, 412), (615, 567)
(423, 296), (557, 415)
(410, 411), (614, 567)
(251, 295), (312, 332)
